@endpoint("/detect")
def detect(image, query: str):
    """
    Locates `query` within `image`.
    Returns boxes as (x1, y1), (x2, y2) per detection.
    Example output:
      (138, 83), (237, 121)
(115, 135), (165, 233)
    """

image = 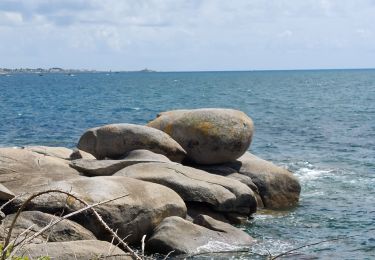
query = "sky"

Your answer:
(0, 0), (375, 71)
